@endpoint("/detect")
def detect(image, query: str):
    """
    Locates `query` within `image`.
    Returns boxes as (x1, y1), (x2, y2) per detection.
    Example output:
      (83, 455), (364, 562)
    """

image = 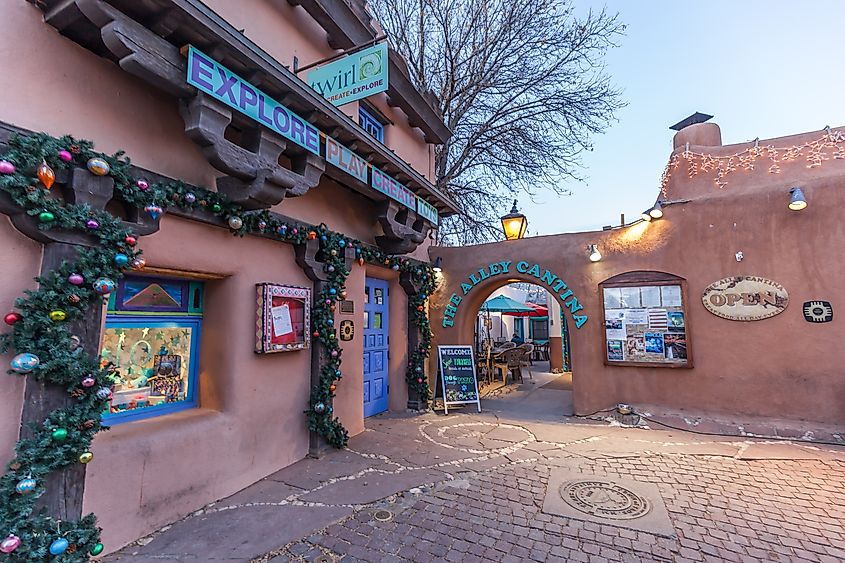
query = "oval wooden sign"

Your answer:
(702, 276), (788, 321)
